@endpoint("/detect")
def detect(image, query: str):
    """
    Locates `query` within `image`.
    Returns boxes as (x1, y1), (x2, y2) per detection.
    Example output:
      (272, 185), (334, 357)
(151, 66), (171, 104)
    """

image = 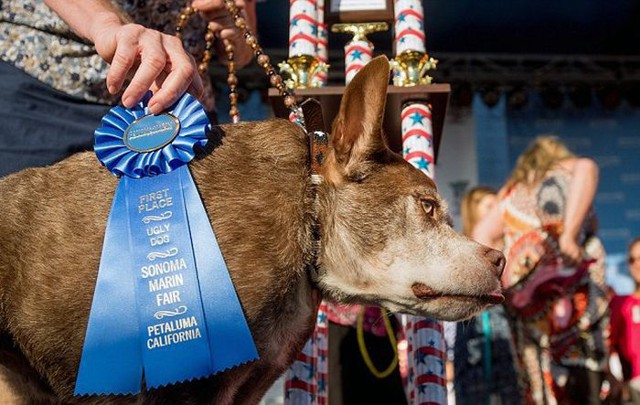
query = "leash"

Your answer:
(176, 1), (306, 128)
(178, 1), (327, 274)
(176, 5), (241, 123)
(356, 308), (399, 379)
